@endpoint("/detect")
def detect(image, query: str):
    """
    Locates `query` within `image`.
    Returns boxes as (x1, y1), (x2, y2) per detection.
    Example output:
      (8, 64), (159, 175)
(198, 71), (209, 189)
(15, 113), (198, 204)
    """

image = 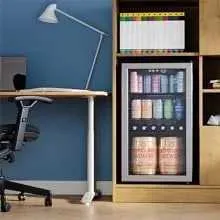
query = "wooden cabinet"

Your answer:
(112, 0), (220, 203)
(200, 127), (220, 186)
(200, 56), (220, 186)
(200, 0), (220, 55)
